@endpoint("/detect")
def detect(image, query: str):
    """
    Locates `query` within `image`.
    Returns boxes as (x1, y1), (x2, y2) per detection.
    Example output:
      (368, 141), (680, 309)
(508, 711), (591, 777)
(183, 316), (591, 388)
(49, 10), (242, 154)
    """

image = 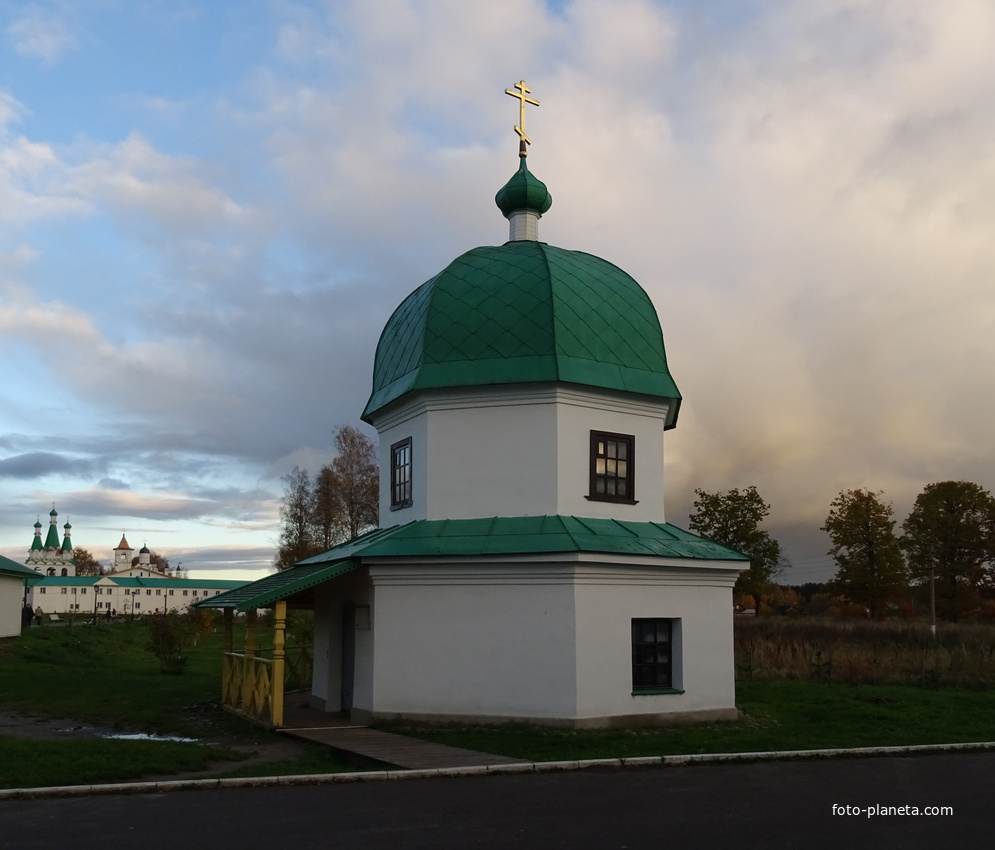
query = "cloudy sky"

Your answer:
(2, 0), (993, 582)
